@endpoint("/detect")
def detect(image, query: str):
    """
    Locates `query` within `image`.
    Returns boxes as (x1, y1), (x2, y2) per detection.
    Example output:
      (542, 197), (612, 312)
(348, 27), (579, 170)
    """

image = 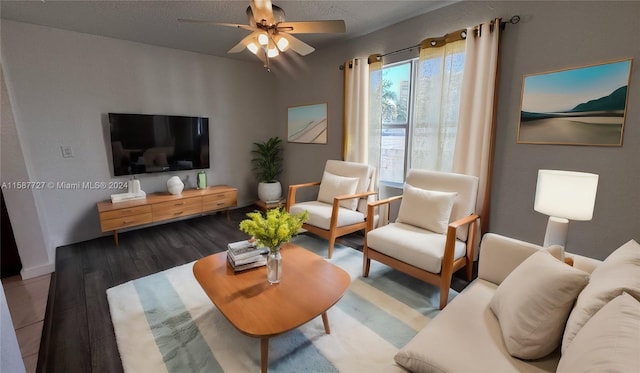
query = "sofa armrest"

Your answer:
(566, 253), (601, 274)
(477, 233), (544, 286)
